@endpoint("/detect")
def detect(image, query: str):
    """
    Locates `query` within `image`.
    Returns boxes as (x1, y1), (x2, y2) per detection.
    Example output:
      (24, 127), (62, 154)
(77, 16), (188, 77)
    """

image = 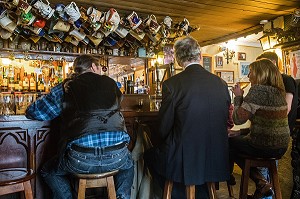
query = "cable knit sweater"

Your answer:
(233, 84), (290, 149)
